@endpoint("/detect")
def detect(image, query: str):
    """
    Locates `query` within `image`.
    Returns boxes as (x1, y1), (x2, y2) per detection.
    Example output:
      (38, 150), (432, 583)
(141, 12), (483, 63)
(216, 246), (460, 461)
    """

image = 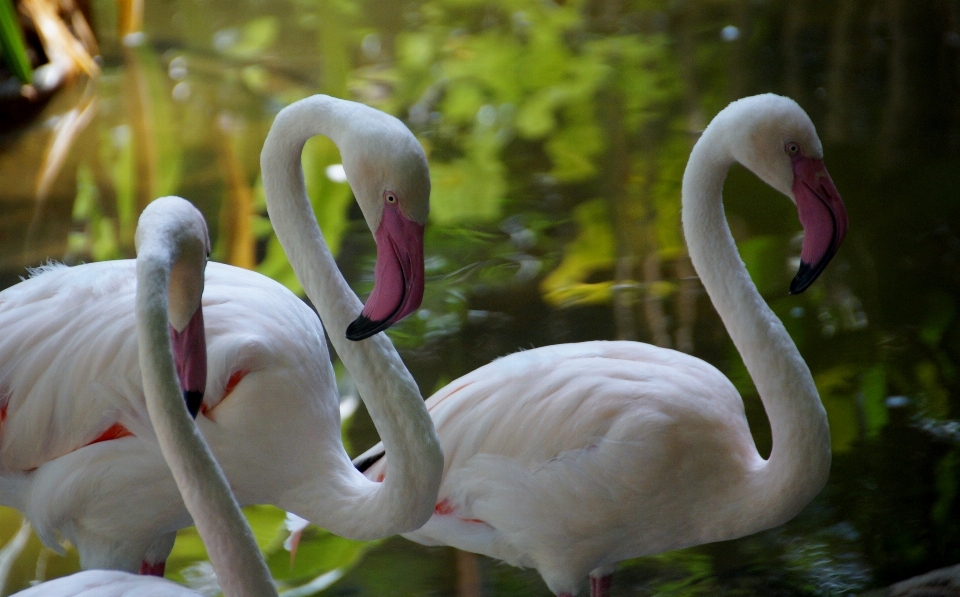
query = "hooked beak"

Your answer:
(170, 307), (206, 418)
(346, 204), (425, 341)
(789, 156), (848, 294)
